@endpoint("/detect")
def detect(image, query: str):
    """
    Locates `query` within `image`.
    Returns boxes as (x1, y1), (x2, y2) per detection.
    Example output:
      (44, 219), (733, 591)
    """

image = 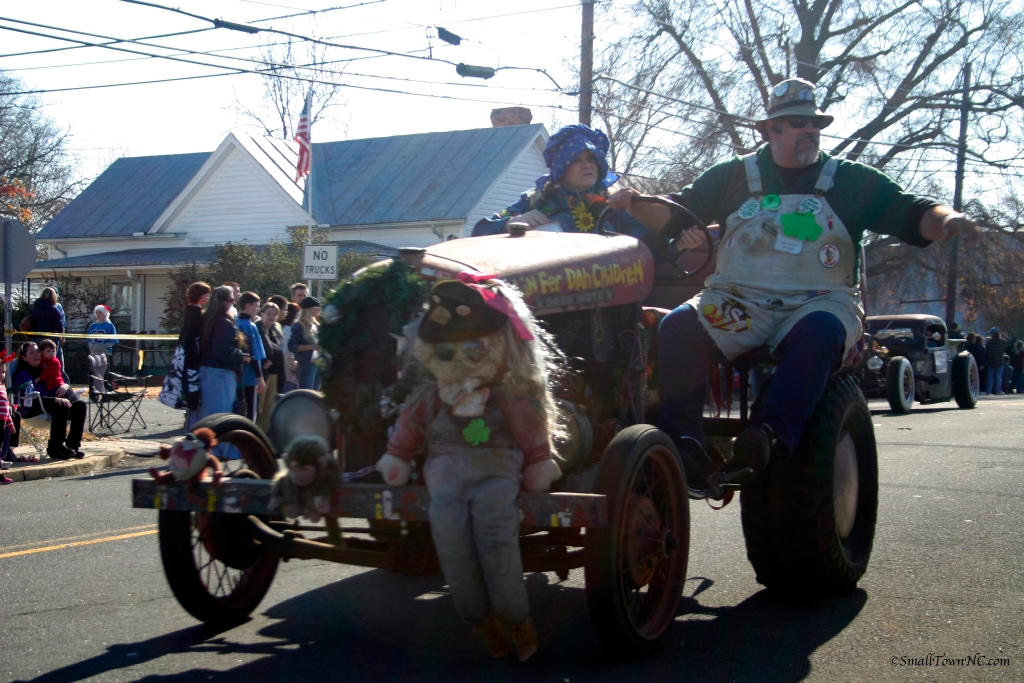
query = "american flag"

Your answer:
(294, 90), (312, 181)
